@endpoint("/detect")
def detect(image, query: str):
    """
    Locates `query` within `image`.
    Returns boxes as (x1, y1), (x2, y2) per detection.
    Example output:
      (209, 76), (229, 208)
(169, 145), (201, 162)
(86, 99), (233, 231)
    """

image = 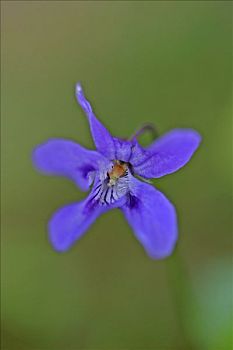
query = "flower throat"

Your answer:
(107, 160), (128, 187)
